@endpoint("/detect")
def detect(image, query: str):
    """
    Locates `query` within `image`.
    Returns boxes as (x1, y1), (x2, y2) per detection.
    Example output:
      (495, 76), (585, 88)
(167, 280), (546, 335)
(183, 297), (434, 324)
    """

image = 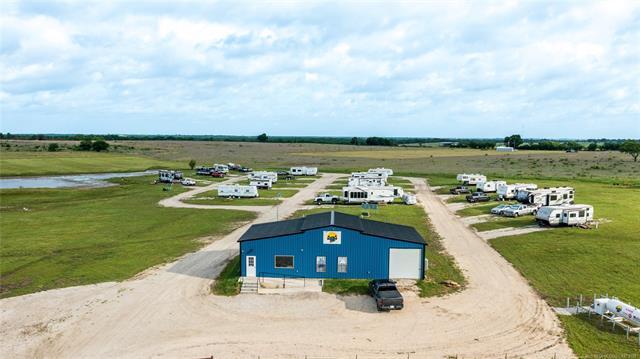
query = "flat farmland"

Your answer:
(295, 147), (558, 159)
(112, 140), (639, 181)
(0, 151), (183, 177)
